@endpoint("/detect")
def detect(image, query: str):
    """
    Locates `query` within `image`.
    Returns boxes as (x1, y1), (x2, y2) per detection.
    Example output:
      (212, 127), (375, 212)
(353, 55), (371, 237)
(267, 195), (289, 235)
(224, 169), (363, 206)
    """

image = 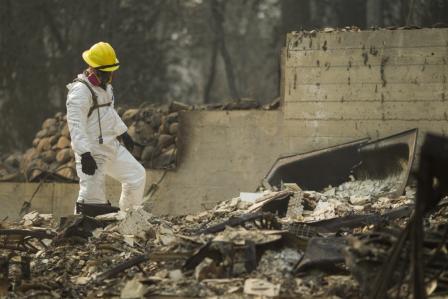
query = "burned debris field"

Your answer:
(2, 1), (448, 298)
(2, 129), (448, 298)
